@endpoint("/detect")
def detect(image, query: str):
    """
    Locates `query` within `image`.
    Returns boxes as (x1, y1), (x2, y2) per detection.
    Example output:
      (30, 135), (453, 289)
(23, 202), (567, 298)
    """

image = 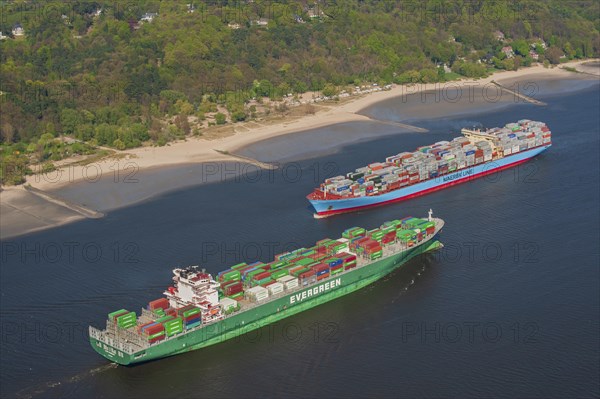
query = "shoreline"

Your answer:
(16, 59), (598, 192)
(1, 59), (598, 239)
